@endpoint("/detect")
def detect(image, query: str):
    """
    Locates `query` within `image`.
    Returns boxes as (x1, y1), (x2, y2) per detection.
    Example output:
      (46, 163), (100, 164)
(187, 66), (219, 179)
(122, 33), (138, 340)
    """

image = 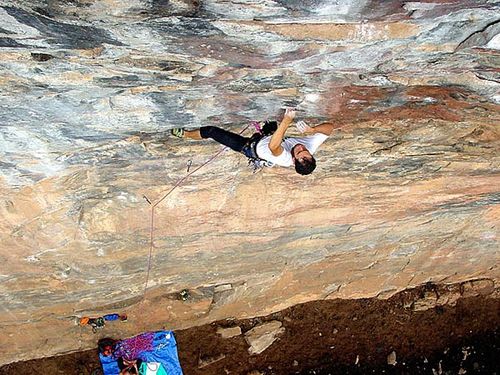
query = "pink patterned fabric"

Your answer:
(114, 332), (154, 361)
